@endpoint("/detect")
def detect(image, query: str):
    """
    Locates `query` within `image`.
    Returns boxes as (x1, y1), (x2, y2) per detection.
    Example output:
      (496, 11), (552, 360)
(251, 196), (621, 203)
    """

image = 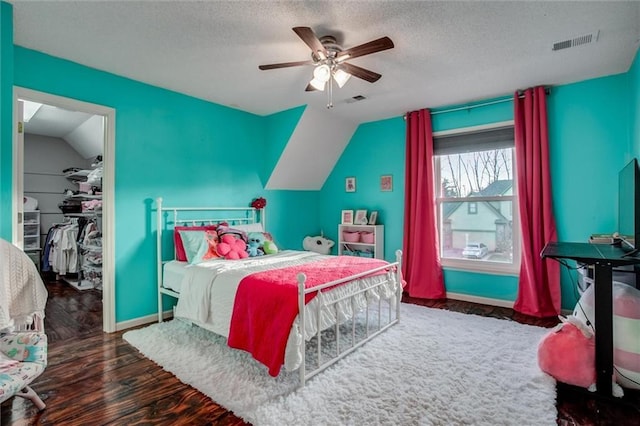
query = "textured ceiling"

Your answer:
(9, 1), (640, 124)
